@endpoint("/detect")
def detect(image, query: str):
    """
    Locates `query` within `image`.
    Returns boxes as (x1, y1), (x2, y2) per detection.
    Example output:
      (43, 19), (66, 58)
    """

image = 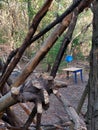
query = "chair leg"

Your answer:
(80, 70), (83, 82)
(74, 72), (77, 84)
(66, 71), (69, 79)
